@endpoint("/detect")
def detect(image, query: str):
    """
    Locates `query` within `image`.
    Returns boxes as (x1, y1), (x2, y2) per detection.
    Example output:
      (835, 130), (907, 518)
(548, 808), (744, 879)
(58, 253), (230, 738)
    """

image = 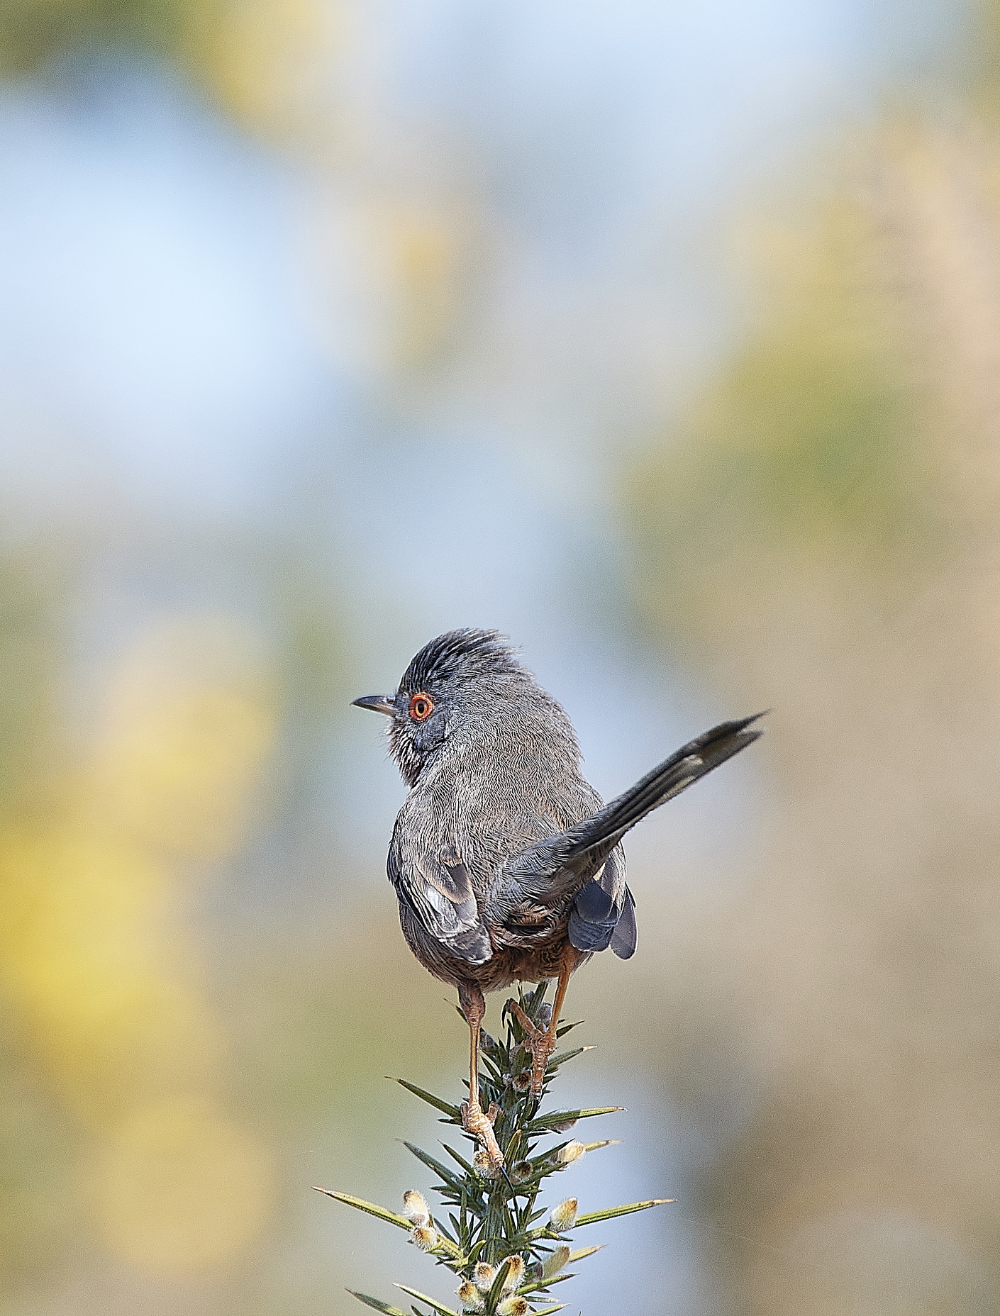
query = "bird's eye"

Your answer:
(409, 692), (434, 721)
